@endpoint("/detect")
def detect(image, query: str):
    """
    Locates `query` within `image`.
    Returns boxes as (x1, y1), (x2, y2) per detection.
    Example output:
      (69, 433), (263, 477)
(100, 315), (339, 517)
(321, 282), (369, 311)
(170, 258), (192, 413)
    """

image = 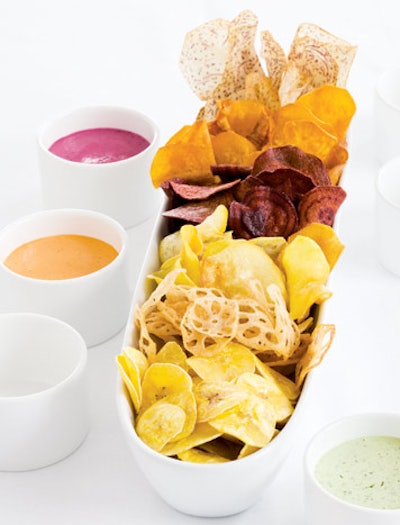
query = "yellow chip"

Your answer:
(136, 401), (186, 452)
(177, 448), (230, 464)
(255, 358), (299, 402)
(281, 235), (332, 321)
(187, 342), (256, 382)
(161, 422), (222, 457)
(141, 362), (193, 412)
(208, 393), (276, 448)
(236, 372), (293, 423)
(116, 354), (141, 413)
(123, 346), (148, 378)
(194, 381), (247, 422)
(153, 341), (189, 371)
